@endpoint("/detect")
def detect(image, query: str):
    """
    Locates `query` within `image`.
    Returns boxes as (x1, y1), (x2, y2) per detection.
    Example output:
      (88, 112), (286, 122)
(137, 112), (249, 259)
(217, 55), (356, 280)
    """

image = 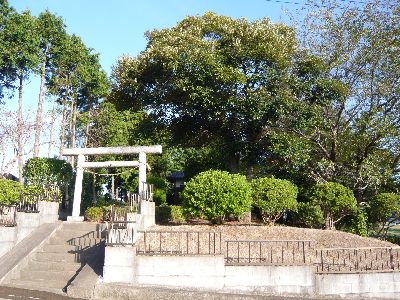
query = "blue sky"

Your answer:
(10, 0), (297, 76)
